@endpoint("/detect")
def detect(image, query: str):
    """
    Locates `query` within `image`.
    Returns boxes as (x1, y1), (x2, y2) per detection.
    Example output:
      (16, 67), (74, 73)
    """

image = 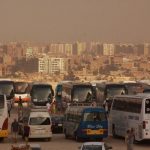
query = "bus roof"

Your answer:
(32, 82), (52, 86)
(95, 82), (126, 87)
(66, 106), (105, 114)
(62, 81), (92, 87)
